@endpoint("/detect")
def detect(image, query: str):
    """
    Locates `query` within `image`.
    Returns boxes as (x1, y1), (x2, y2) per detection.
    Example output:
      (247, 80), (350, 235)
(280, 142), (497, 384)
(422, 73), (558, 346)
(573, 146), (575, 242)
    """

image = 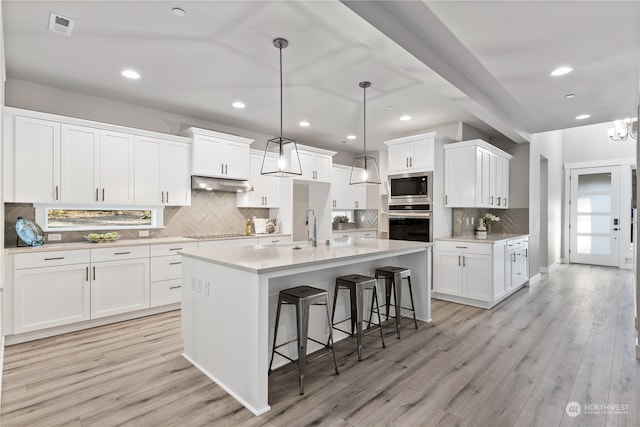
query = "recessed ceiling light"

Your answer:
(172, 8), (186, 17)
(565, 93), (575, 99)
(347, 135), (356, 140)
(550, 66), (573, 77)
(299, 121), (310, 127)
(386, 105), (394, 110)
(576, 114), (591, 120)
(232, 101), (246, 109)
(400, 115), (412, 121)
(121, 69), (140, 79)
